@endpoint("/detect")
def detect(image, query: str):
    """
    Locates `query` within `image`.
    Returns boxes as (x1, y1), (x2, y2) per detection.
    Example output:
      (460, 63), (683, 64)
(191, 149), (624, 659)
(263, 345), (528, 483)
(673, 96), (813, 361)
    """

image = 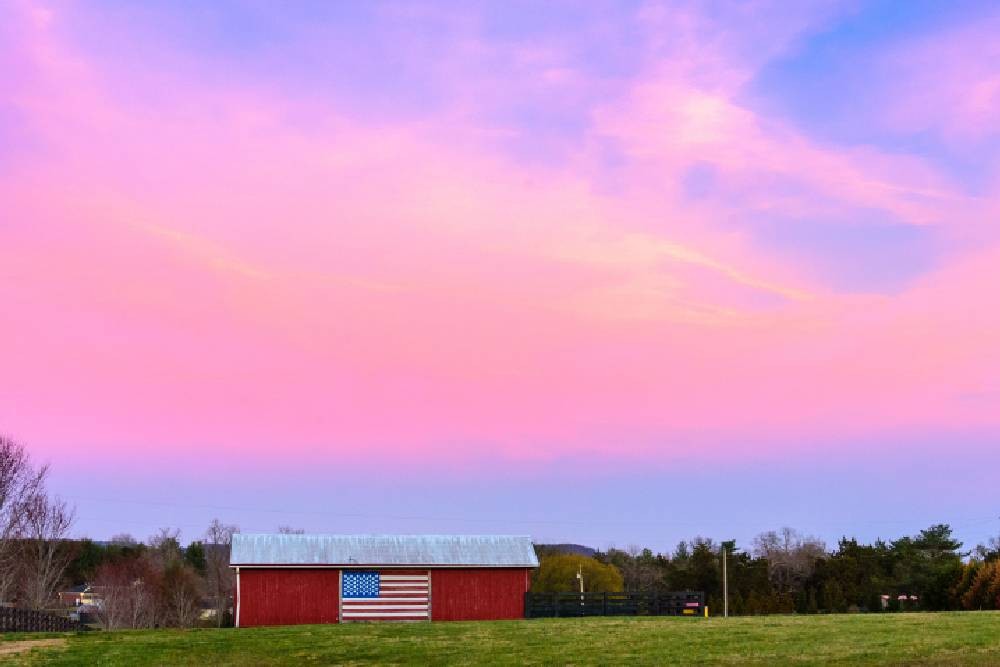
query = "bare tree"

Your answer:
(94, 556), (160, 629)
(277, 525), (305, 534)
(148, 527), (183, 572)
(109, 533), (139, 547)
(753, 527), (827, 594)
(608, 545), (663, 592)
(149, 528), (182, 556)
(0, 435), (51, 604)
(204, 519), (238, 626)
(159, 560), (203, 628)
(18, 493), (75, 609)
(973, 534), (1000, 561)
